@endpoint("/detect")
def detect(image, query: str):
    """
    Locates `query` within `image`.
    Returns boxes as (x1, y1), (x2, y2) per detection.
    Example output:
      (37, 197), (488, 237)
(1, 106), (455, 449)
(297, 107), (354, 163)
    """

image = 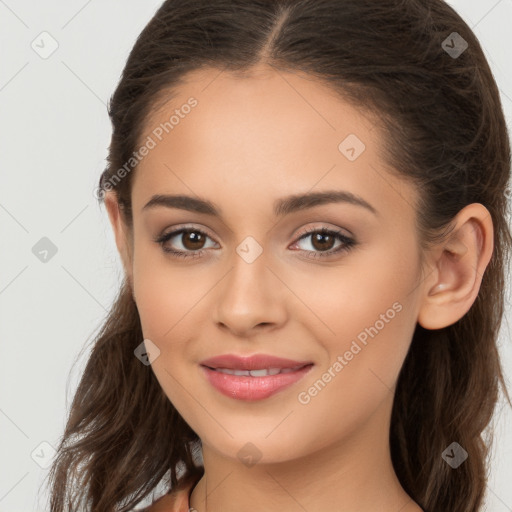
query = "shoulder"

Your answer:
(143, 493), (179, 512)
(141, 488), (189, 512)
(142, 468), (203, 512)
